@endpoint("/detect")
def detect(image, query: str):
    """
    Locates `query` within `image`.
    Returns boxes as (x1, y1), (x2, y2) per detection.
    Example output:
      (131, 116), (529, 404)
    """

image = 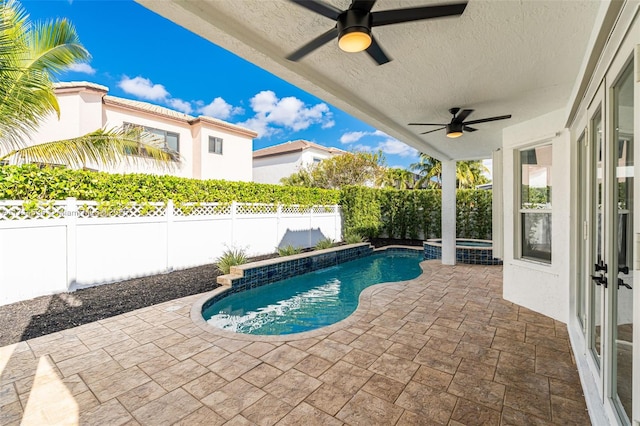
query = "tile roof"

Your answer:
(53, 82), (257, 138)
(253, 140), (345, 159)
(53, 81), (109, 92)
